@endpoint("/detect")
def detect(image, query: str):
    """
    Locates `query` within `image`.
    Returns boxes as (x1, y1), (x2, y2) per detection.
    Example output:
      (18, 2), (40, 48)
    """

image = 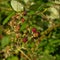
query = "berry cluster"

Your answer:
(7, 10), (40, 44)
